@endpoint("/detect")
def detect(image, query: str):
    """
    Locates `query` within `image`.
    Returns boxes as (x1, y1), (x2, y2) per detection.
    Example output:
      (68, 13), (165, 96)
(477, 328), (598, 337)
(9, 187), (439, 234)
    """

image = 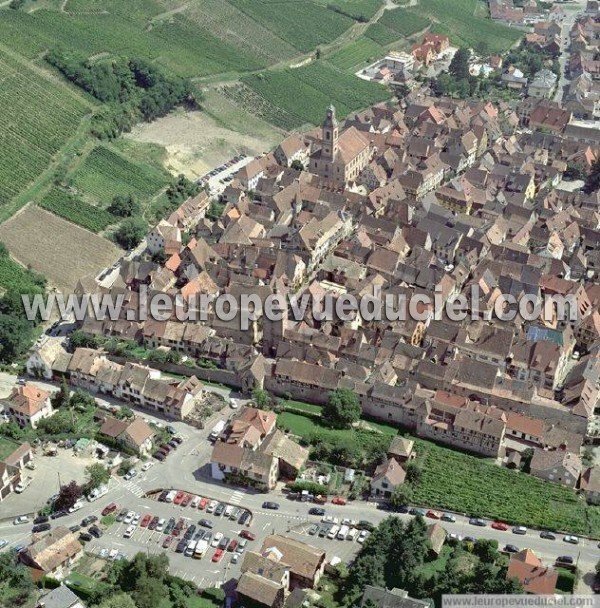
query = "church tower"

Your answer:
(321, 103), (339, 161)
